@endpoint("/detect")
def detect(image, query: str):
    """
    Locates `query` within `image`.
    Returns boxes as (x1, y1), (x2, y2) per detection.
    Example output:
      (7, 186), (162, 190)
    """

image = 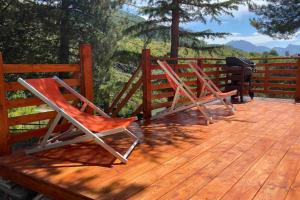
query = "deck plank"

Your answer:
(221, 123), (300, 200)
(0, 99), (300, 200)
(252, 141), (300, 200)
(120, 132), (253, 200)
(139, 135), (260, 200)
